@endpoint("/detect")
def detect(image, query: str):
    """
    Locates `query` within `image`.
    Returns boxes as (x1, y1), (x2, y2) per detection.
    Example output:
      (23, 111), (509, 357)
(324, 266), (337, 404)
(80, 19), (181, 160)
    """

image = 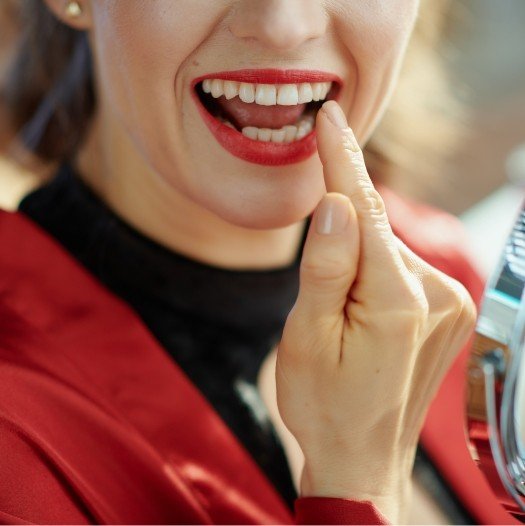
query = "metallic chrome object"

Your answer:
(467, 200), (525, 520)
